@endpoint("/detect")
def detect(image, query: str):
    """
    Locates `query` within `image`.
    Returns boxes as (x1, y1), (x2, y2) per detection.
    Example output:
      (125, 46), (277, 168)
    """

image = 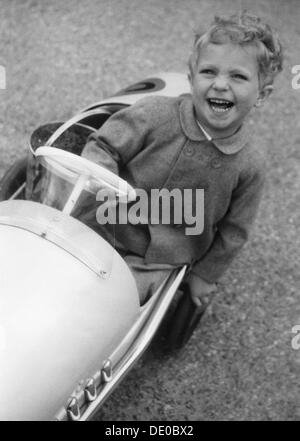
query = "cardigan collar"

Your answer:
(179, 94), (250, 155)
